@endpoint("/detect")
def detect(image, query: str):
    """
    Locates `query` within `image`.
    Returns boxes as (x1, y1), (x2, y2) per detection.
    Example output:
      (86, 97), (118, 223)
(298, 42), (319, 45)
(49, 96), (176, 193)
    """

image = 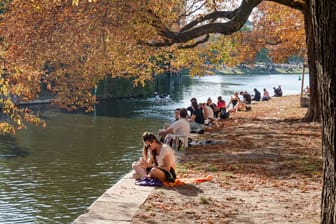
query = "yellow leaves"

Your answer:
(293, 0), (305, 3)
(0, 60), (46, 135)
(24, 113), (46, 127)
(1, 0), (257, 136)
(0, 122), (16, 135)
(250, 1), (306, 63)
(72, 0), (97, 6)
(72, 0), (79, 6)
(0, 1), (185, 133)
(30, 0), (42, 12)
